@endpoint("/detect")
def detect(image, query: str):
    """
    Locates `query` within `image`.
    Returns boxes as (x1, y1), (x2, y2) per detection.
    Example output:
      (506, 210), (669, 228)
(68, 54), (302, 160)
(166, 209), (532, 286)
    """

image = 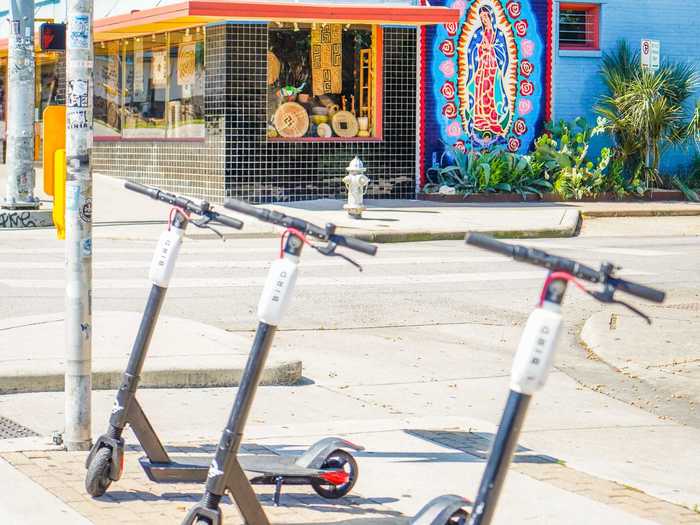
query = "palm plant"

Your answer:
(596, 40), (700, 183)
